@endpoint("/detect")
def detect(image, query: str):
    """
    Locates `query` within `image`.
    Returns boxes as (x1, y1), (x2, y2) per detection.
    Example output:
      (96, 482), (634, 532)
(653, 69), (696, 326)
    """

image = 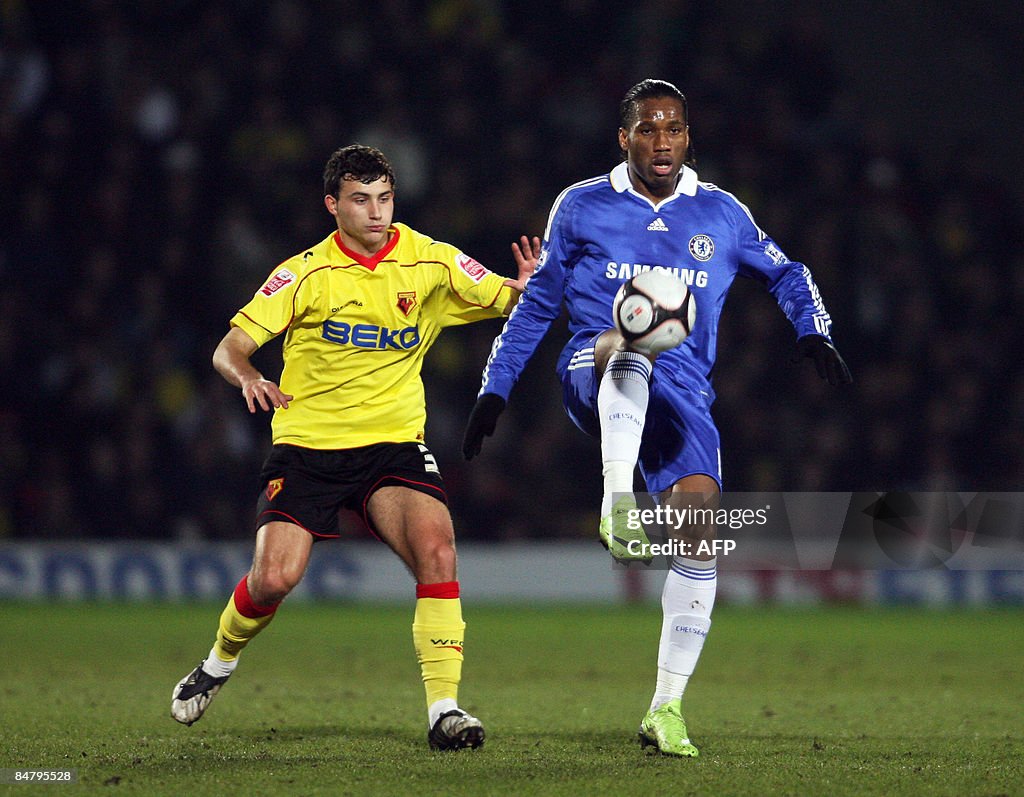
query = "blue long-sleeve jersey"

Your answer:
(479, 162), (834, 401)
